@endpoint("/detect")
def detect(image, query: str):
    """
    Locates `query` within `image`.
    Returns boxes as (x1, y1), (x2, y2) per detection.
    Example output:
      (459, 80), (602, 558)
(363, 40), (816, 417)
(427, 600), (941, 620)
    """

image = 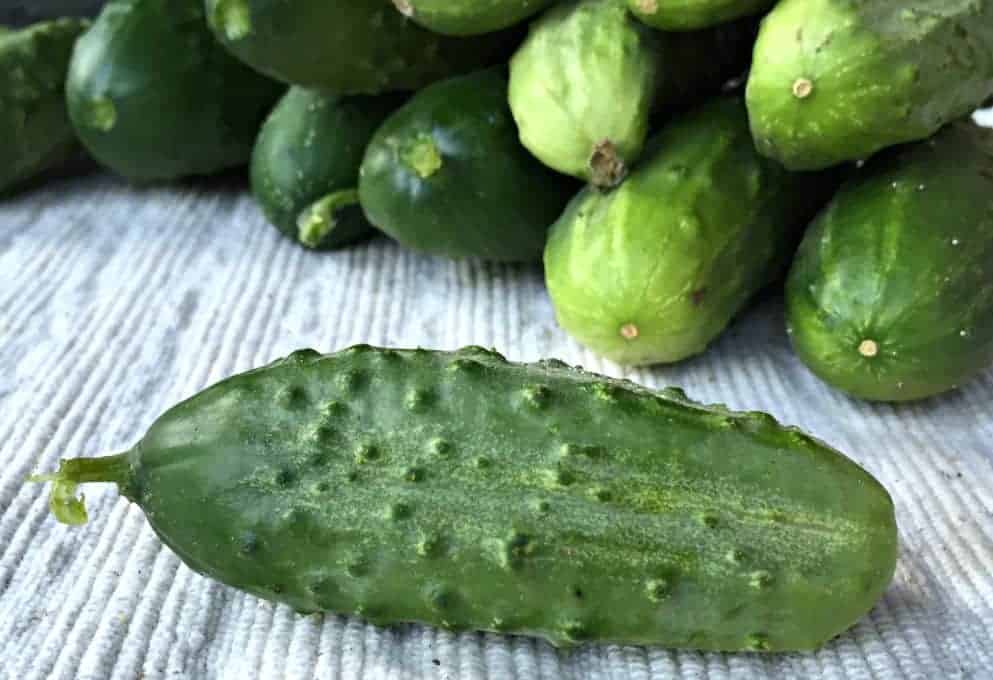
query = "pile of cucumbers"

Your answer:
(4, 0), (993, 403)
(12, 0), (991, 655)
